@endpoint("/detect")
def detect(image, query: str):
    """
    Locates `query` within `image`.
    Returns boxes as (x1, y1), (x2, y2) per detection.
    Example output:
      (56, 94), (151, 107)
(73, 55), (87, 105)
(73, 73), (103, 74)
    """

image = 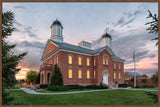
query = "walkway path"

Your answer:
(15, 87), (158, 95)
